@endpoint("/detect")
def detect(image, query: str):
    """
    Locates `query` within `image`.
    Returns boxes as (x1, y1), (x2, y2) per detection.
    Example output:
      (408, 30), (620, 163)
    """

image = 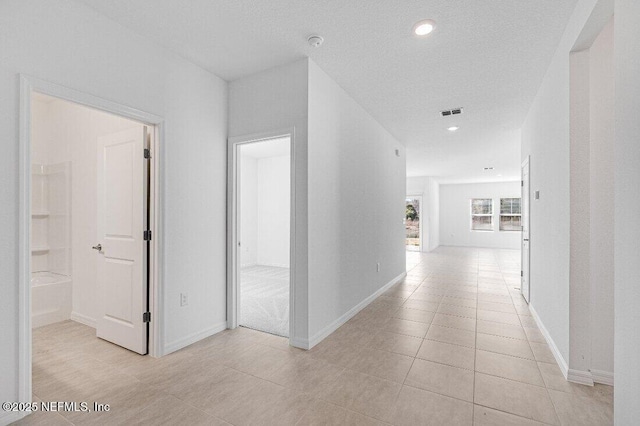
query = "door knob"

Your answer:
(92, 244), (102, 252)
